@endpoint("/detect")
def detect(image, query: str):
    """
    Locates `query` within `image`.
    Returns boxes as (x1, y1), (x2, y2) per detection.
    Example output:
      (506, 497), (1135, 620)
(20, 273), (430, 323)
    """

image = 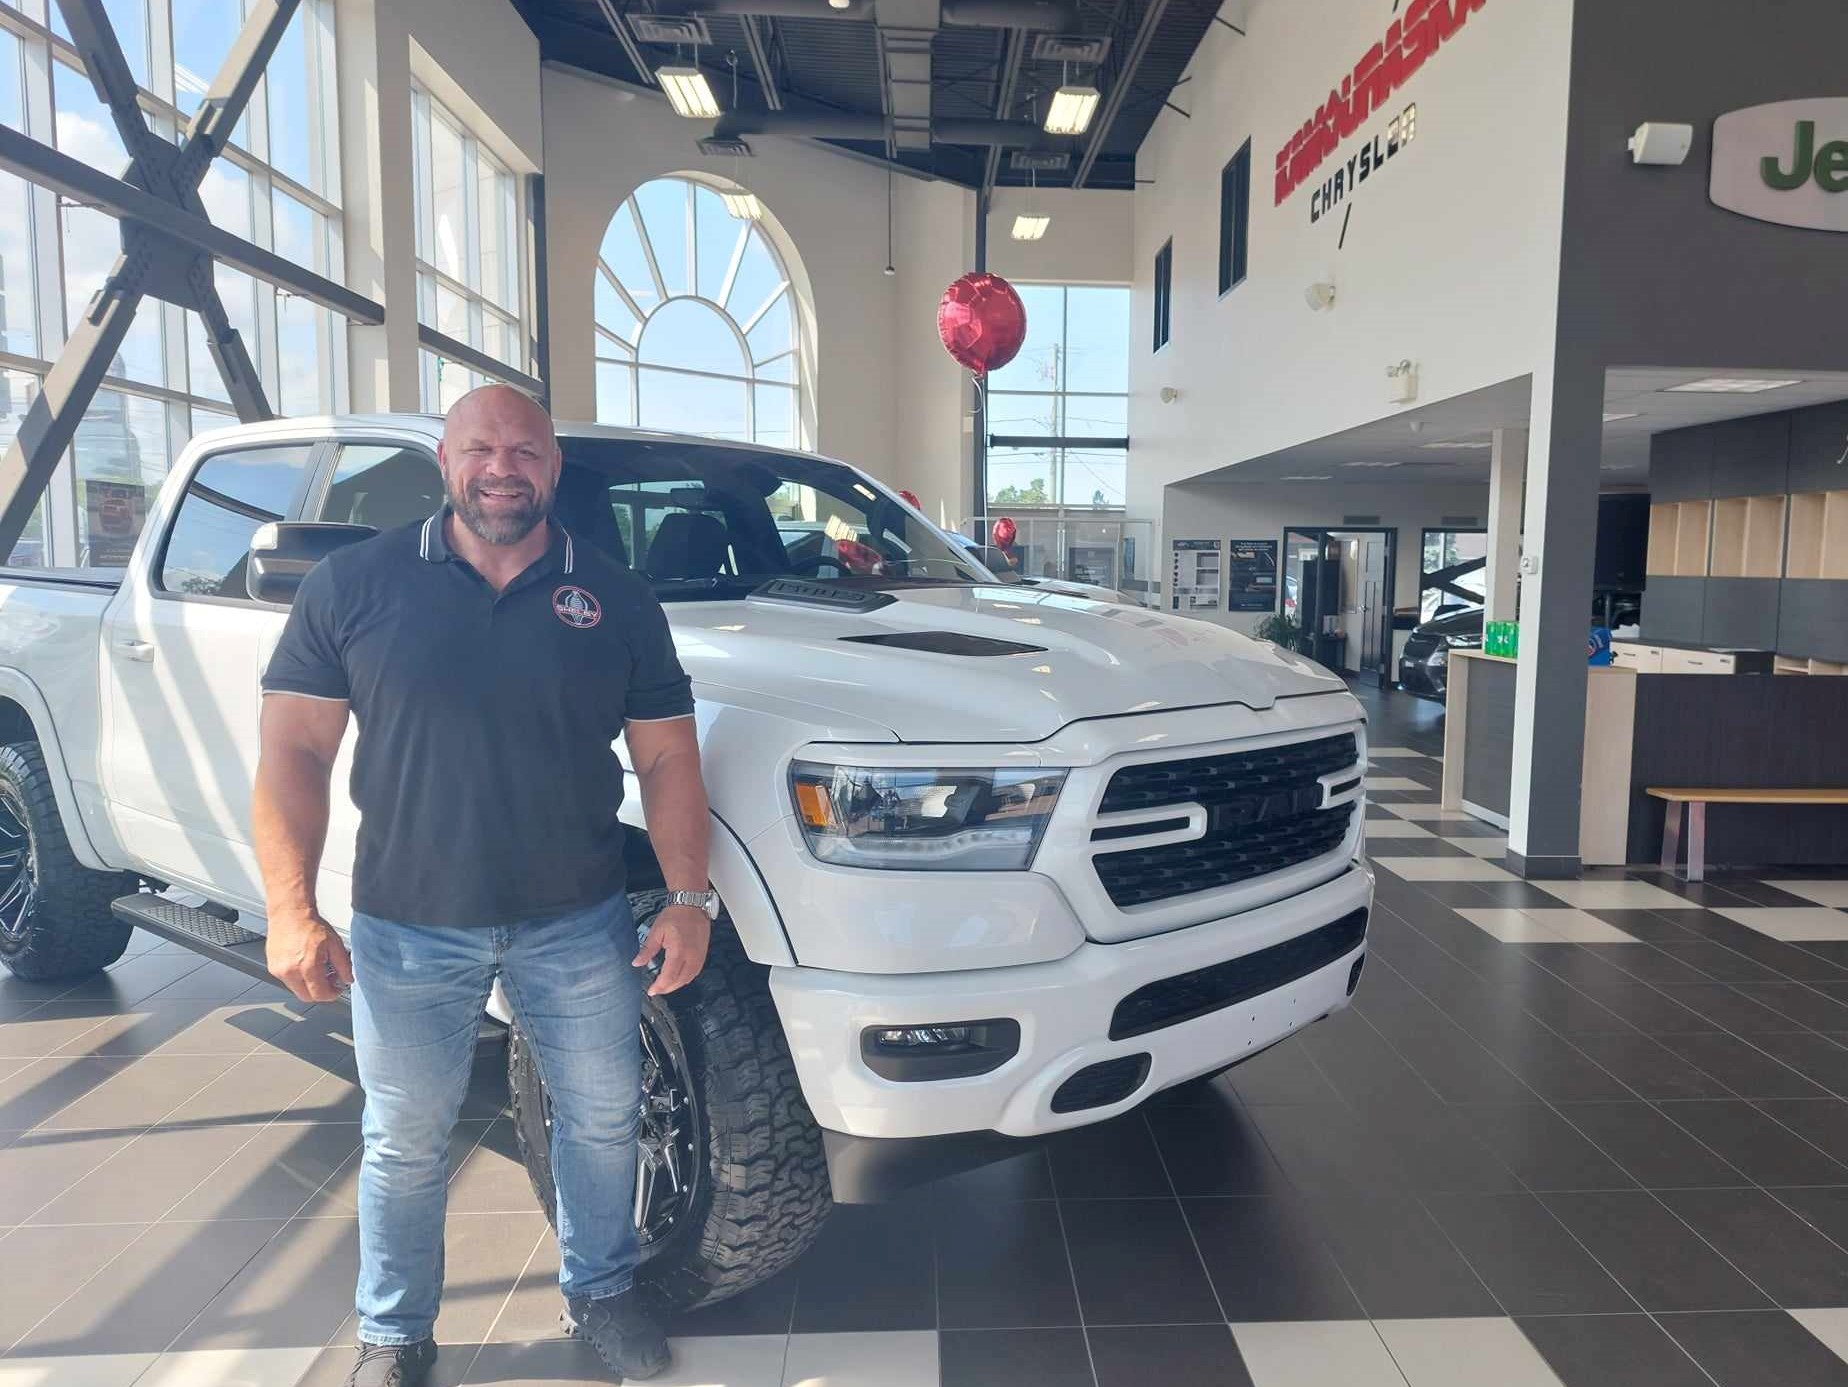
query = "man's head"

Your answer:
(438, 384), (562, 545)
